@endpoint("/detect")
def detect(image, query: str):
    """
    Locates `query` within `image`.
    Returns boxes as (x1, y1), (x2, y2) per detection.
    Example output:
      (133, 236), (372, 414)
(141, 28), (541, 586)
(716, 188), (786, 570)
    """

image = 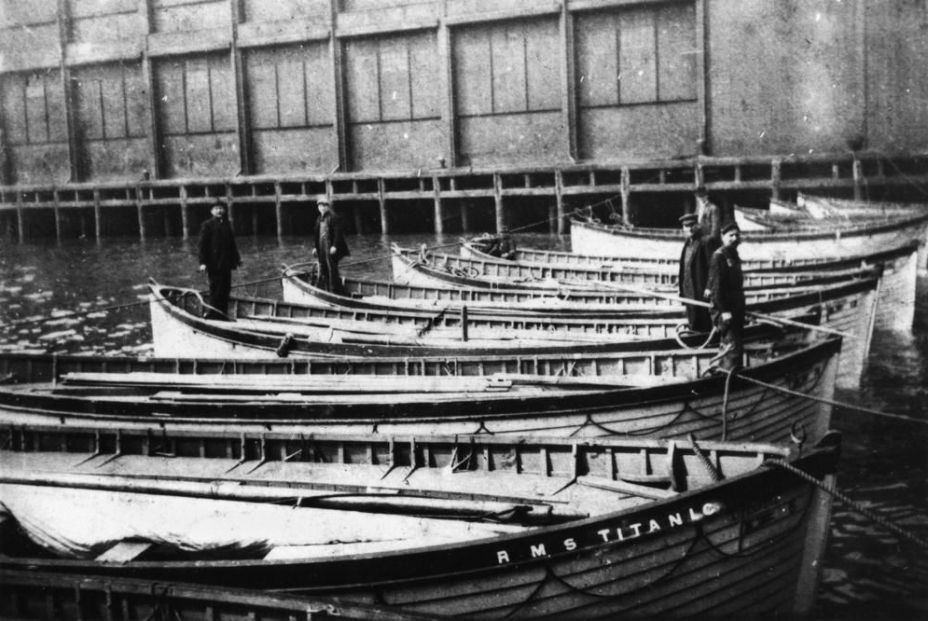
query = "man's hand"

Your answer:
(721, 312), (732, 324)
(329, 246), (337, 255)
(703, 289), (711, 299)
(199, 264), (206, 272)
(312, 248), (318, 257)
